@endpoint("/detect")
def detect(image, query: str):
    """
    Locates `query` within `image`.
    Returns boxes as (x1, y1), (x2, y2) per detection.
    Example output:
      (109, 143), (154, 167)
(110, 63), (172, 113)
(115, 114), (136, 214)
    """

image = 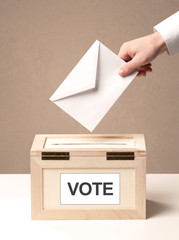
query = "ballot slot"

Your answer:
(106, 152), (134, 160)
(42, 152), (70, 160)
(44, 137), (135, 149)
